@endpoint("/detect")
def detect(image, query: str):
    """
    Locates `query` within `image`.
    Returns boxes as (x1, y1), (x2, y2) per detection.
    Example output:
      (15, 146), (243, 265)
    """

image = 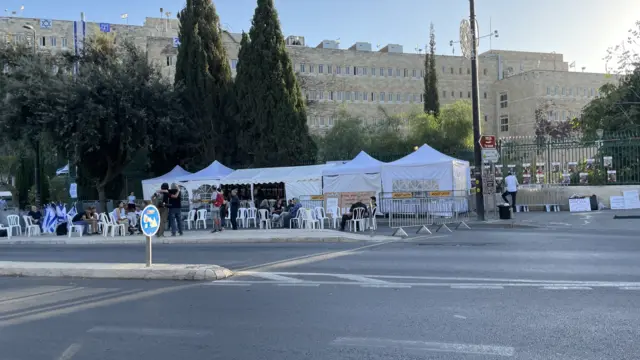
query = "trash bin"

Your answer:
(498, 204), (512, 220)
